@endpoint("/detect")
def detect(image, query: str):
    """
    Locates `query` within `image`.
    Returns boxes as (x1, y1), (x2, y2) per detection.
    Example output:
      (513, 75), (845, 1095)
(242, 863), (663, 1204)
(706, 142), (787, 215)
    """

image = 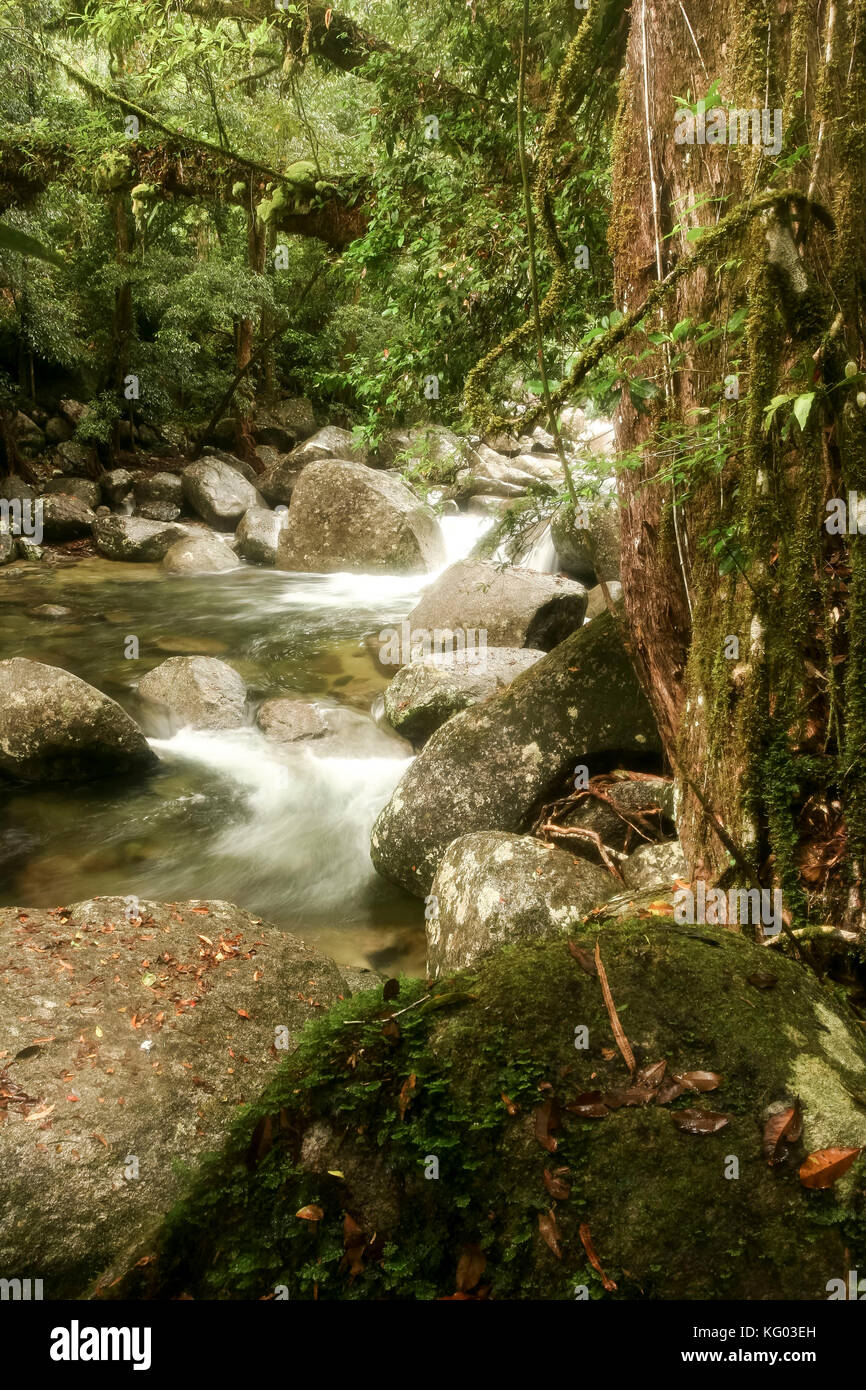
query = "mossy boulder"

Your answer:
(371, 609), (661, 896)
(95, 920), (866, 1301)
